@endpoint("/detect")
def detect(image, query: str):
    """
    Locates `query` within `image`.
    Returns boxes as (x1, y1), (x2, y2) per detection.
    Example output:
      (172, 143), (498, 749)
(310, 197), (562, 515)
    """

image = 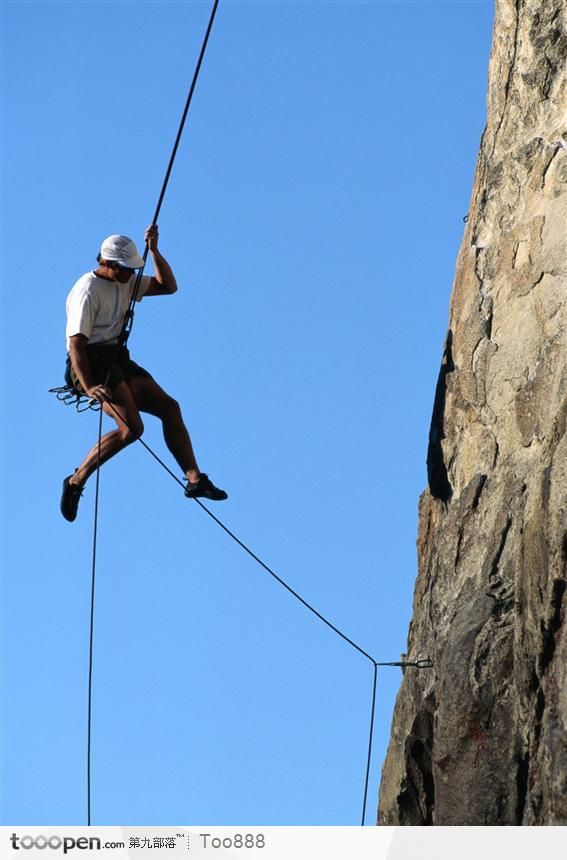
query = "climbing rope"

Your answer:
(87, 403), (104, 826)
(362, 663), (378, 825)
(53, 0), (433, 826)
(81, 0), (221, 825)
(95, 398), (433, 827)
(119, 0), (220, 349)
